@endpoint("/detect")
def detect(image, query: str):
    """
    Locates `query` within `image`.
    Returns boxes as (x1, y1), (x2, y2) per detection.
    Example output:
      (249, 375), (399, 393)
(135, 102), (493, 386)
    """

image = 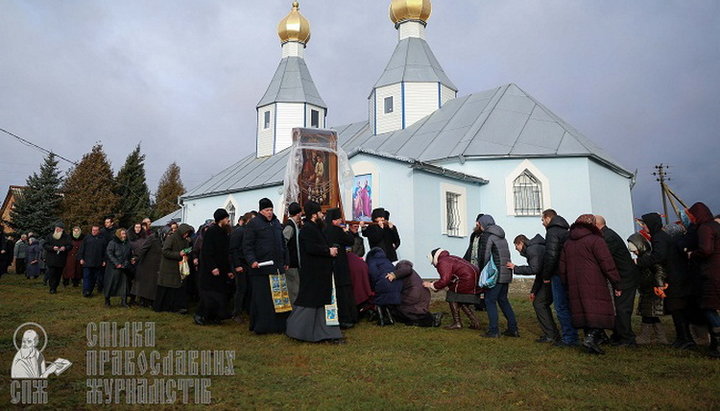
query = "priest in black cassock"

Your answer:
(195, 208), (235, 325)
(286, 201), (344, 344)
(323, 207), (358, 328)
